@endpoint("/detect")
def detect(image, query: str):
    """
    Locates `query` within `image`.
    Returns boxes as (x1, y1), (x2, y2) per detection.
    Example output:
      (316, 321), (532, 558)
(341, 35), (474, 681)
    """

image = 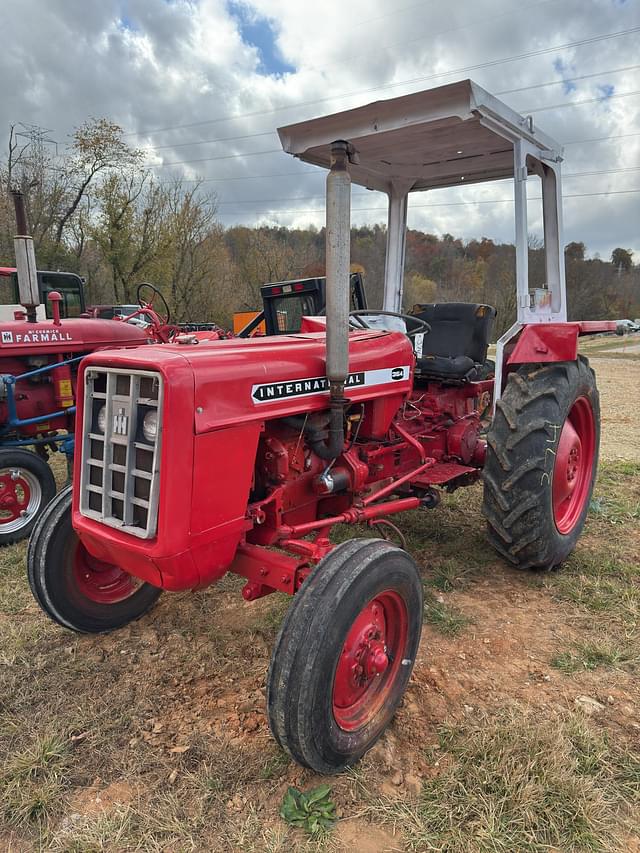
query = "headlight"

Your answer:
(142, 410), (158, 443)
(97, 405), (106, 433)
